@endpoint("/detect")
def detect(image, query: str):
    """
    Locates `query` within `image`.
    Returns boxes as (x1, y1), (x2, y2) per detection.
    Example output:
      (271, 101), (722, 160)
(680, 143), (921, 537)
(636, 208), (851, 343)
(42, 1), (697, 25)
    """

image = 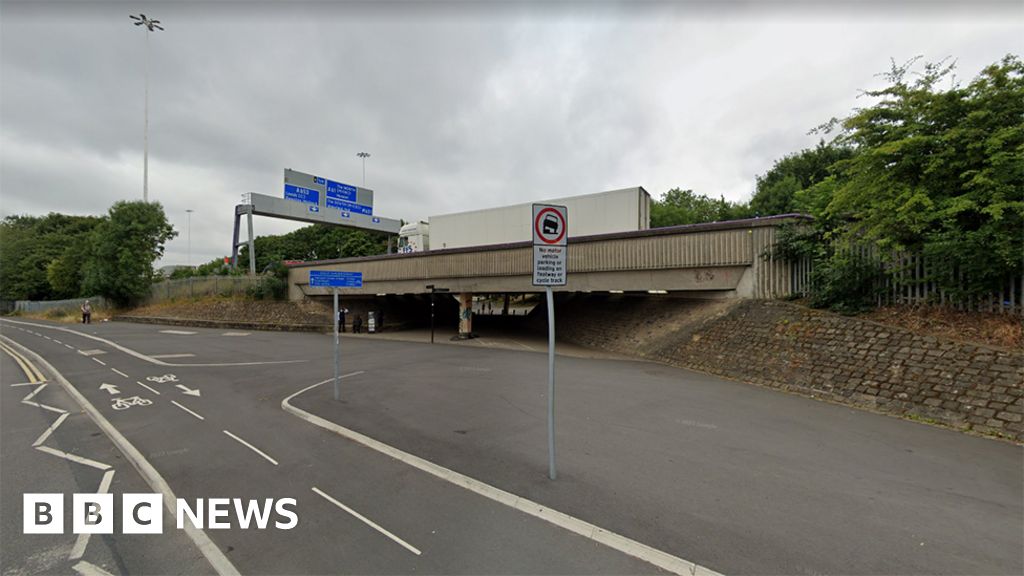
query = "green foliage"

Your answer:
(237, 224), (389, 272)
(0, 213), (103, 300)
(650, 188), (752, 227)
(81, 201), (177, 307)
(772, 55), (1024, 309)
(821, 55), (1023, 298)
(750, 142), (854, 216)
